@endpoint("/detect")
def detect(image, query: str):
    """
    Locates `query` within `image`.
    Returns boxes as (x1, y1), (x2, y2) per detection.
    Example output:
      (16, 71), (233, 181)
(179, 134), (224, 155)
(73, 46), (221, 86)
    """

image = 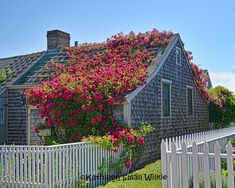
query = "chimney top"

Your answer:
(47, 30), (70, 50)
